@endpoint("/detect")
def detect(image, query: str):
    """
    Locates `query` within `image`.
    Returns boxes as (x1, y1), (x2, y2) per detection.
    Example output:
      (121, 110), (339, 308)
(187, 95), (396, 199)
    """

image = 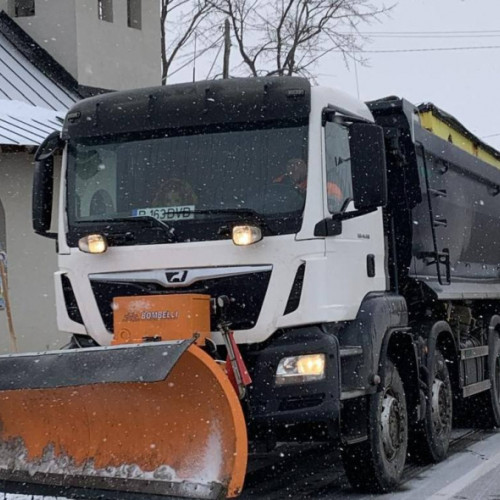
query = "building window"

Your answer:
(127, 0), (141, 29)
(97, 0), (113, 22)
(12, 0), (35, 17)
